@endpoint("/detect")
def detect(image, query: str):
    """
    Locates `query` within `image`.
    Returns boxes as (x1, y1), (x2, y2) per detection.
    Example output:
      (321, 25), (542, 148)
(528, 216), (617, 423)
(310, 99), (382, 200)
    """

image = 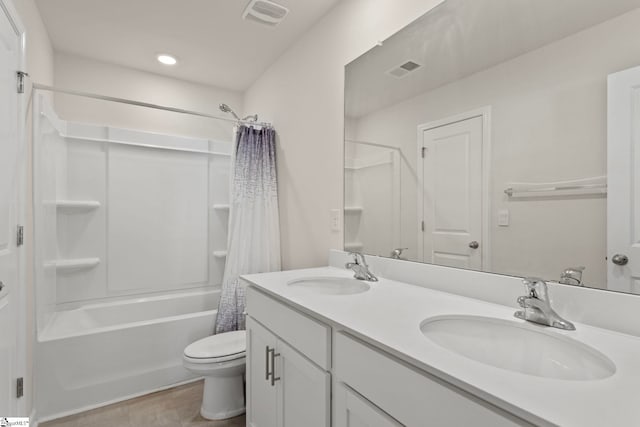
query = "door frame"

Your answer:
(416, 107), (492, 270)
(0, 0), (27, 416)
